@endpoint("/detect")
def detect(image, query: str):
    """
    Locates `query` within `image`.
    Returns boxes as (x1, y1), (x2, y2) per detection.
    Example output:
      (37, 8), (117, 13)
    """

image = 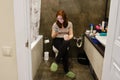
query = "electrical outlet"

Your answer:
(2, 46), (12, 57)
